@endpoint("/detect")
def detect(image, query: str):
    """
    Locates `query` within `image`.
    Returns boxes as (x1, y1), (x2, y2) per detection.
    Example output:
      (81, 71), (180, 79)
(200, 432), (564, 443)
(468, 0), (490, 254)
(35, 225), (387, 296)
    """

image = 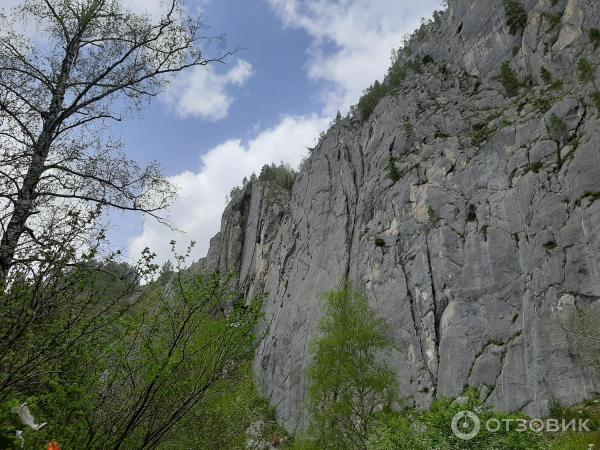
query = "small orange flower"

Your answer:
(48, 441), (60, 450)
